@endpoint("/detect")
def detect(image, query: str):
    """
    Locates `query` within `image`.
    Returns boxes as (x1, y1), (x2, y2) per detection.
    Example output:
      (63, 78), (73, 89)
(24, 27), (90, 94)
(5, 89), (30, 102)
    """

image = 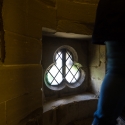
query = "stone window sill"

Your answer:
(43, 93), (98, 113)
